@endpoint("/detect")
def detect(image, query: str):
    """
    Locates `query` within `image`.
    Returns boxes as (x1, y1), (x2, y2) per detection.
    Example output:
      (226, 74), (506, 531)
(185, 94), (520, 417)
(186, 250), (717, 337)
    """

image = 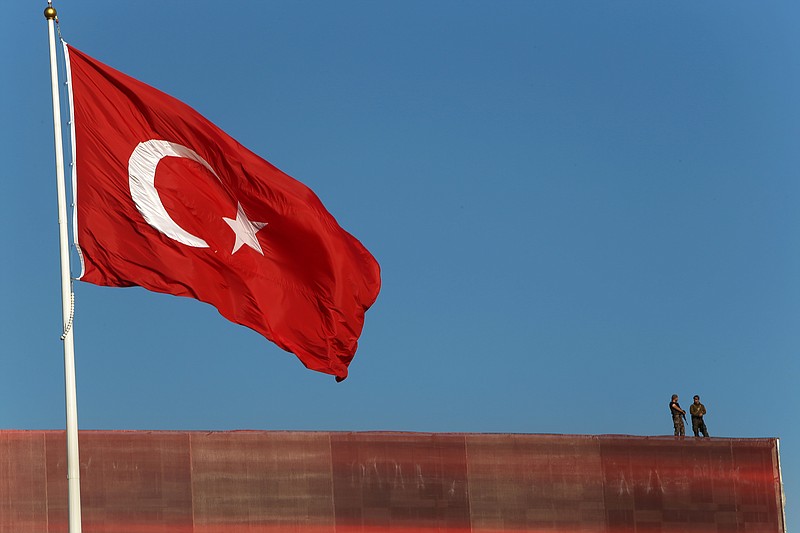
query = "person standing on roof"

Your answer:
(669, 394), (686, 436)
(690, 395), (709, 437)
